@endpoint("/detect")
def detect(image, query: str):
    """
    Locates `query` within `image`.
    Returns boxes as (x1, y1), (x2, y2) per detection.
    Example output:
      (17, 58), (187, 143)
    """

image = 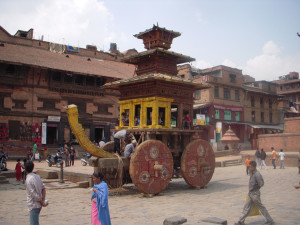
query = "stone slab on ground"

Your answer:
(36, 170), (58, 179)
(163, 216), (187, 225)
(202, 217), (227, 225)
